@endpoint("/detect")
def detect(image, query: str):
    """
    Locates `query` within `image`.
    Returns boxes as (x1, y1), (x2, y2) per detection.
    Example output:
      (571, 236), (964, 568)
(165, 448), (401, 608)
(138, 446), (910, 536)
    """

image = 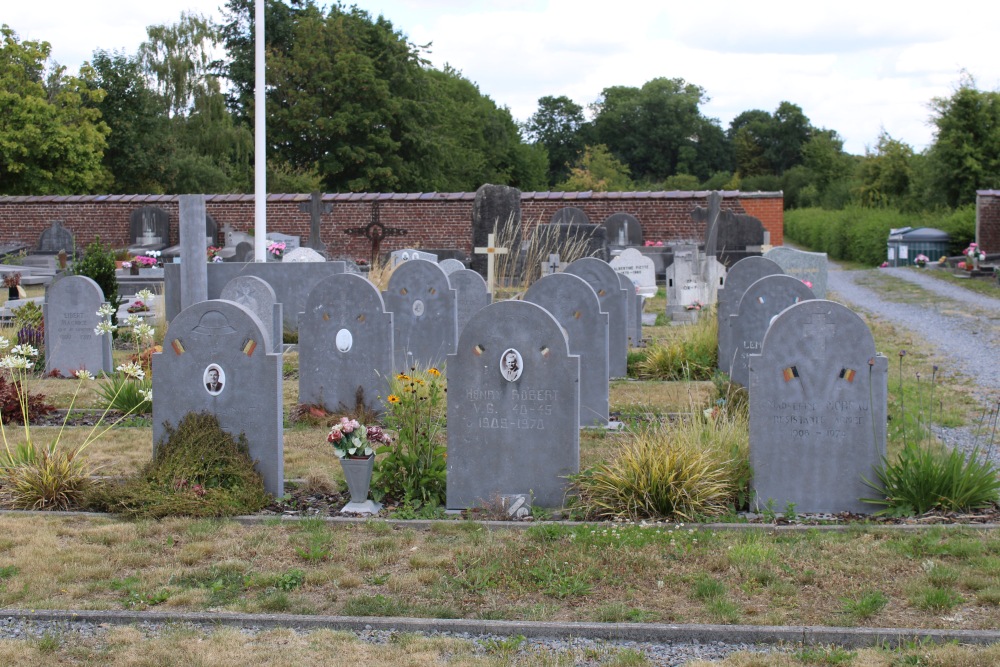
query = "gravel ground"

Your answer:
(826, 264), (1000, 460)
